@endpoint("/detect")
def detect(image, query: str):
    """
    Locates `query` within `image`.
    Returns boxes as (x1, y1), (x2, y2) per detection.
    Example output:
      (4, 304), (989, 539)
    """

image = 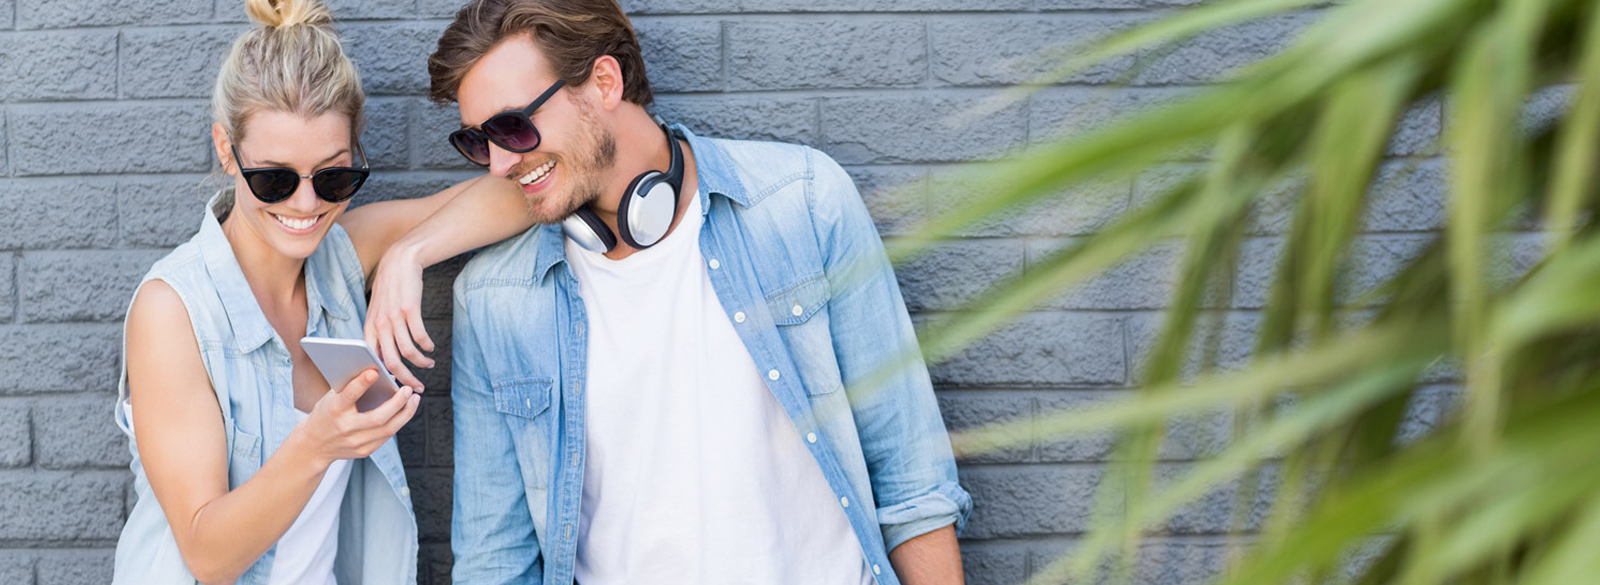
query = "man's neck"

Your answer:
(589, 109), (699, 261)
